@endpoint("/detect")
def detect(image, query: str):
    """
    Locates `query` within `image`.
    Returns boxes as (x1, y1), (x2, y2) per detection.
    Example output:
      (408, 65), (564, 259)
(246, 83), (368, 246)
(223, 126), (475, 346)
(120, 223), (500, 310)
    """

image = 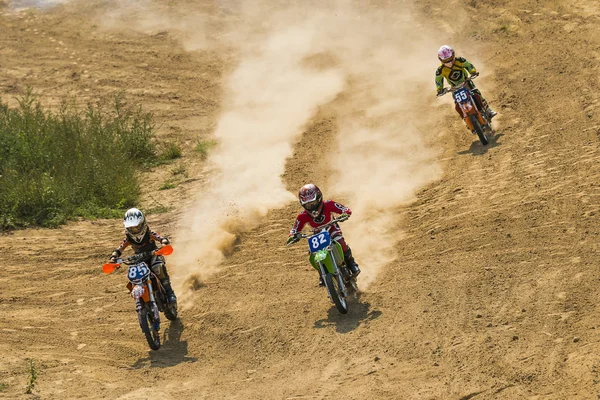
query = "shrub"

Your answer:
(25, 359), (37, 394)
(160, 143), (182, 162)
(0, 90), (156, 229)
(159, 181), (177, 191)
(194, 139), (216, 160)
